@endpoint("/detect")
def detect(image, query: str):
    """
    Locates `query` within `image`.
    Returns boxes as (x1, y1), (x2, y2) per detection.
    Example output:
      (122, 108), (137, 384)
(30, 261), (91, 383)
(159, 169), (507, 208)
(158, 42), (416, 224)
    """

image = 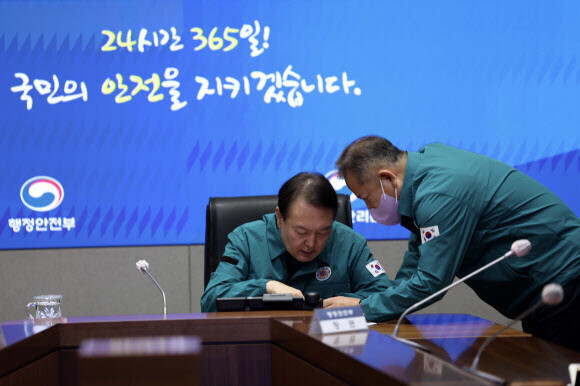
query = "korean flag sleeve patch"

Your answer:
(365, 260), (386, 277)
(420, 225), (440, 244)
